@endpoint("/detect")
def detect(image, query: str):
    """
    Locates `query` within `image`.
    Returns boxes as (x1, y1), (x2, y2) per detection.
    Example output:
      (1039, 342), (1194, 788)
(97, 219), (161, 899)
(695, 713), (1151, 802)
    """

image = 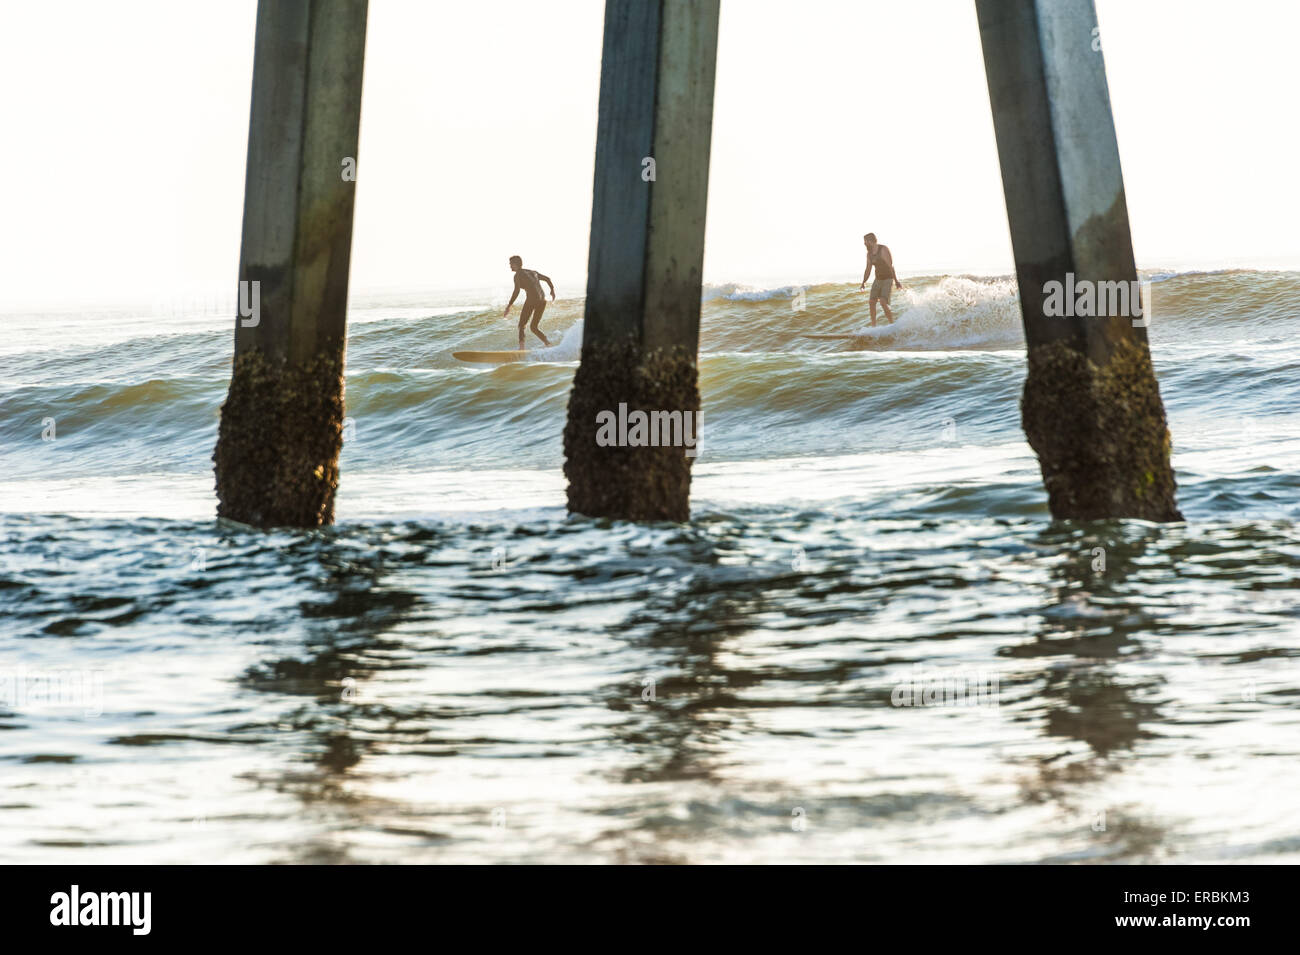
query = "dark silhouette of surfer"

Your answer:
(859, 233), (904, 326)
(503, 255), (556, 350)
